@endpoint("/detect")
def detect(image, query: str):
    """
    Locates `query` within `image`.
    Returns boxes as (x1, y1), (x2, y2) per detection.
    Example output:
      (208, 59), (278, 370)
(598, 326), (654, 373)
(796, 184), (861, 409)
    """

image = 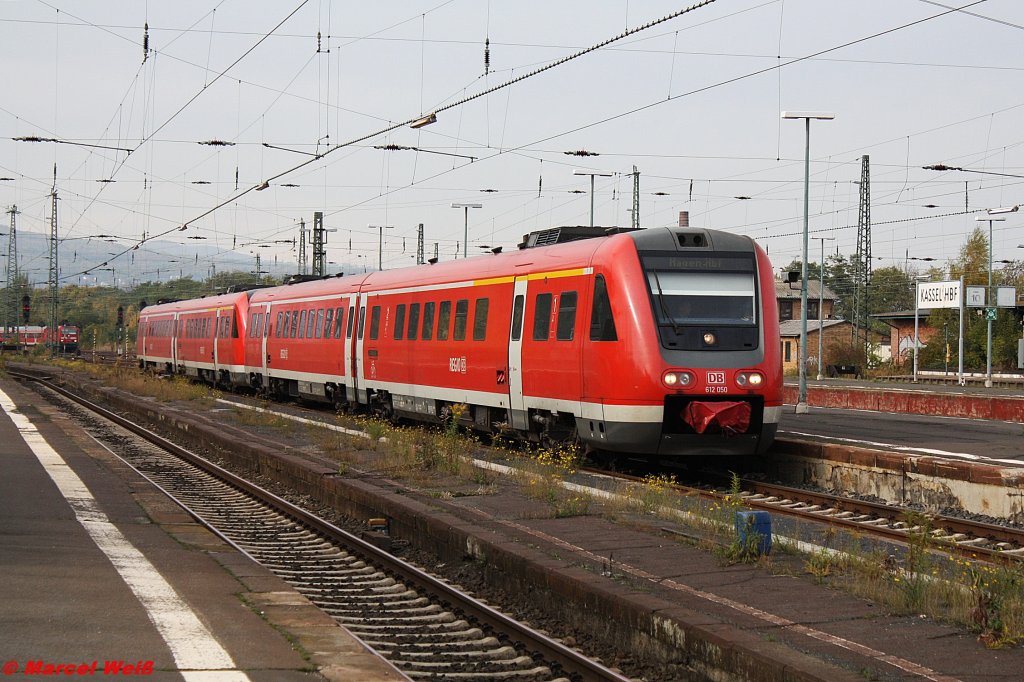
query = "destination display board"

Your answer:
(917, 280), (961, 310)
